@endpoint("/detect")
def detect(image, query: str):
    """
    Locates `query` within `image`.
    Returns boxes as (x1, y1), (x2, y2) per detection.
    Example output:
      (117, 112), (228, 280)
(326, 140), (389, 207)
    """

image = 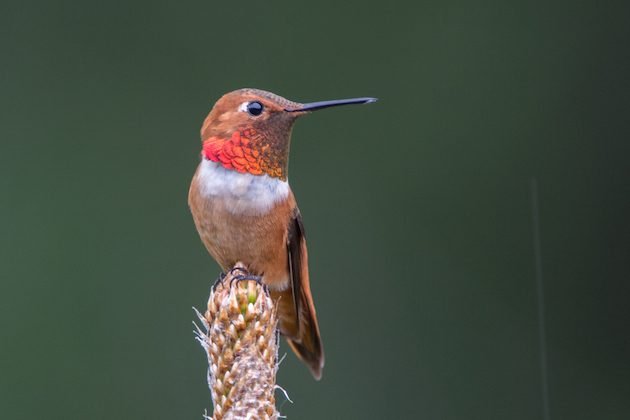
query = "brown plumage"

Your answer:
(189, 88), (376, 379)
